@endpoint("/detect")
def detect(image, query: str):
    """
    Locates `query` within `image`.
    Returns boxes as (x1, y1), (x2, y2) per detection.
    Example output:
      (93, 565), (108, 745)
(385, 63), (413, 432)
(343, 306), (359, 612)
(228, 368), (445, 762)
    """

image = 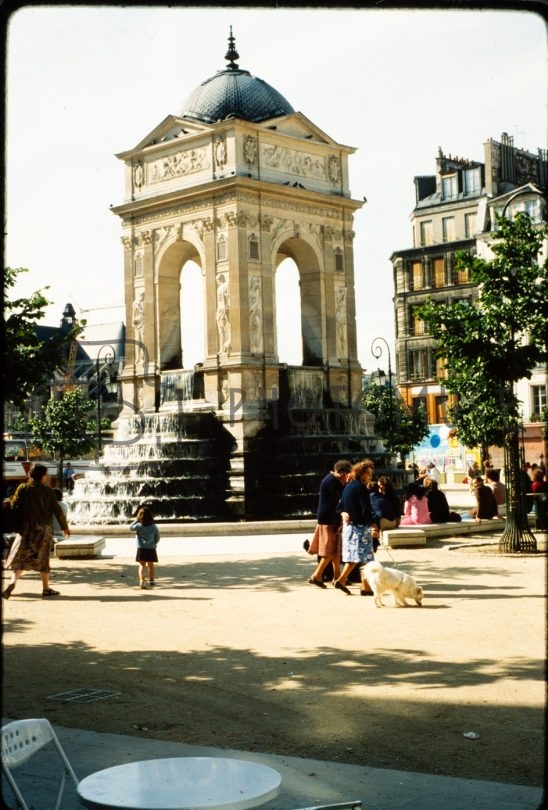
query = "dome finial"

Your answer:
(224, 26), (239, 70)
